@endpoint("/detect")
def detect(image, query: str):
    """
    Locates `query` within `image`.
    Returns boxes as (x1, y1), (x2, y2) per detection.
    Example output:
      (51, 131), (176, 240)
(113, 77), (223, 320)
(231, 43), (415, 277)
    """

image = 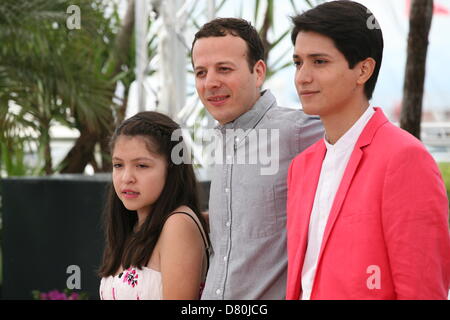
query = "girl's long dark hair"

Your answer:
(98, 111), (209, 277)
